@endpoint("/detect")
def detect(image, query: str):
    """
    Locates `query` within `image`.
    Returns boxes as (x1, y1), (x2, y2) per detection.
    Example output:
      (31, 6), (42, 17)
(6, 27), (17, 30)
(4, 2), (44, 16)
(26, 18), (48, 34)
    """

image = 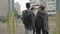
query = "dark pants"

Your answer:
(36, 26), (48, 34)
(45, 31), (48, 34)
(33, 28), (35, 34)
